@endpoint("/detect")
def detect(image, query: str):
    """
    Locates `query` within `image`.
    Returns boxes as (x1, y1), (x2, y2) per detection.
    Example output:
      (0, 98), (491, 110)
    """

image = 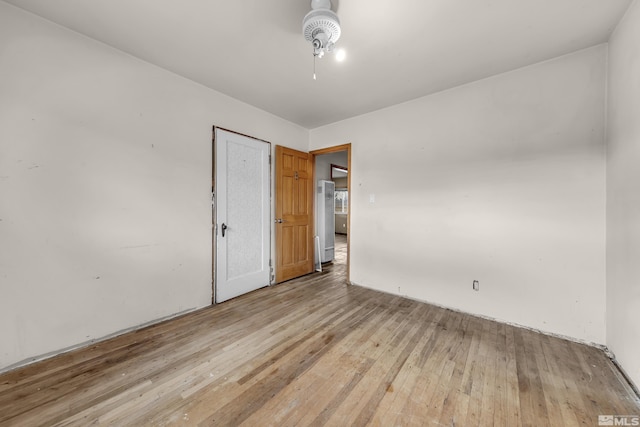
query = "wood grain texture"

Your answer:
(275, 145), (314, 283)
(1, 240), (638, 426)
